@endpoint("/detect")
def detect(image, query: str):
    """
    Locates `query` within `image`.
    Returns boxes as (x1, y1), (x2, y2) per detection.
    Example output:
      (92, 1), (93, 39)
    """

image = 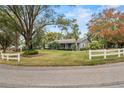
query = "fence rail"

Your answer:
(89, 48), (124, 60)
(0, 51), (20, 62)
